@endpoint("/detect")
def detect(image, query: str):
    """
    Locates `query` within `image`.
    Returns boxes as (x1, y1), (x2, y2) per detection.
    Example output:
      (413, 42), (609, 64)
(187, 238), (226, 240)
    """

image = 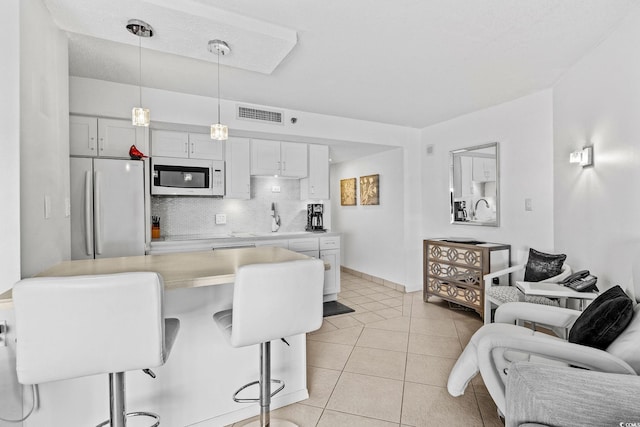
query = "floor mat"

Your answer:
(323, 300), (355, 317)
